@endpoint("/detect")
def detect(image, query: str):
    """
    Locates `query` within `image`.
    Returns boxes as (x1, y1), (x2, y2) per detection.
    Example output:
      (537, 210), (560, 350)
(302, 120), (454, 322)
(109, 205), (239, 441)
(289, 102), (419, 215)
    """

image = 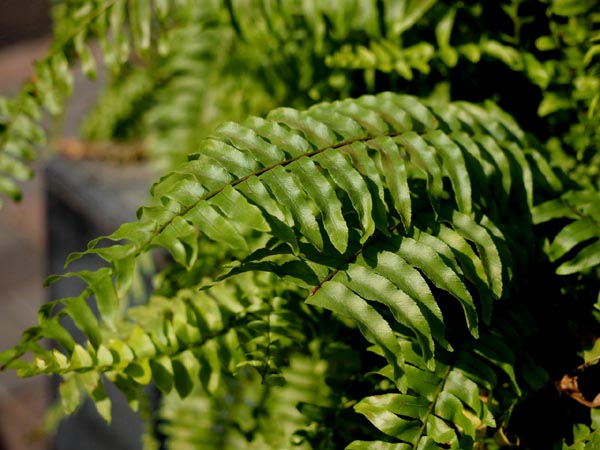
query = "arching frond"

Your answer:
(0, 92), (561, 448)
